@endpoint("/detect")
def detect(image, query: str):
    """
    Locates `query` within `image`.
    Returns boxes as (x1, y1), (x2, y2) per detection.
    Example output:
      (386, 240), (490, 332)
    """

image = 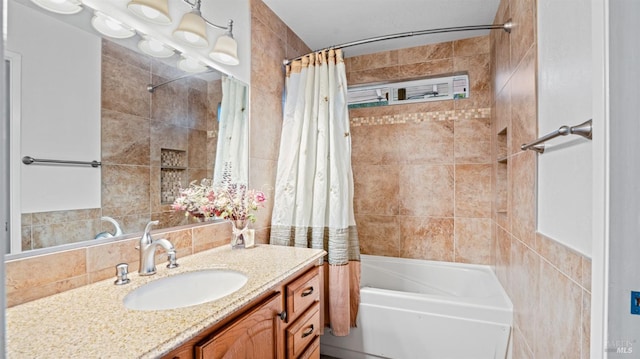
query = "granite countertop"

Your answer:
(6, 244), (325, 358)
